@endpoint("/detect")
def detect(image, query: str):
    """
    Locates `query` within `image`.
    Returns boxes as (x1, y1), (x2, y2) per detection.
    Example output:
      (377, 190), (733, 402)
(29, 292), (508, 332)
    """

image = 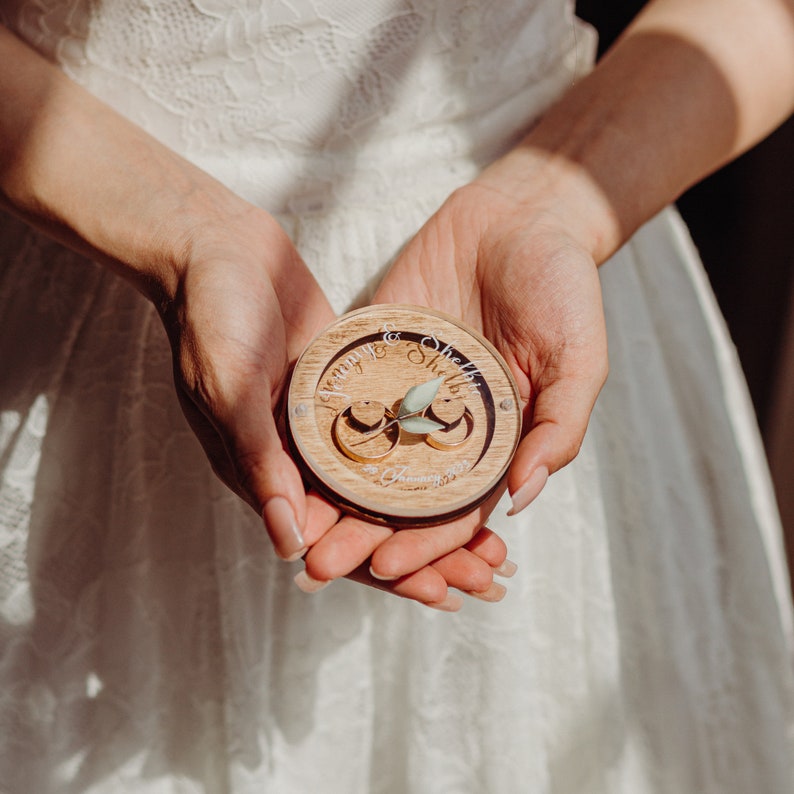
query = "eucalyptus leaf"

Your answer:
(398, 415), (445, 434)
(398, 376), (445, 417)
